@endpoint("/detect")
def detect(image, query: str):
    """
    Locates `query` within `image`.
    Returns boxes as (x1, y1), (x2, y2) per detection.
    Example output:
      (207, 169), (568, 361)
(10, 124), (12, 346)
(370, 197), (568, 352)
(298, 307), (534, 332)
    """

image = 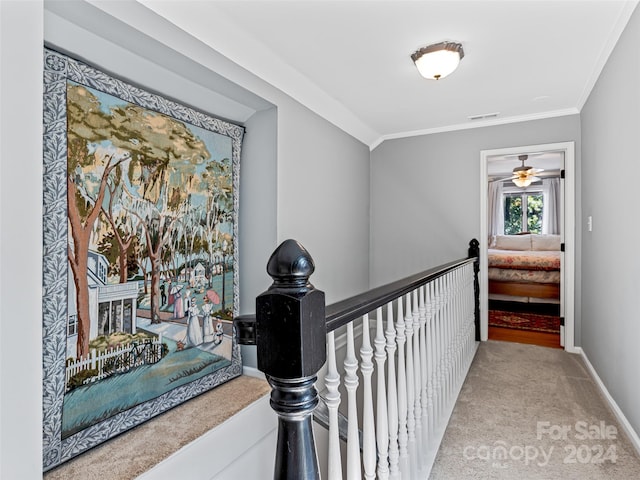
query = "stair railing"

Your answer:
(235, 238), (480, 479)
